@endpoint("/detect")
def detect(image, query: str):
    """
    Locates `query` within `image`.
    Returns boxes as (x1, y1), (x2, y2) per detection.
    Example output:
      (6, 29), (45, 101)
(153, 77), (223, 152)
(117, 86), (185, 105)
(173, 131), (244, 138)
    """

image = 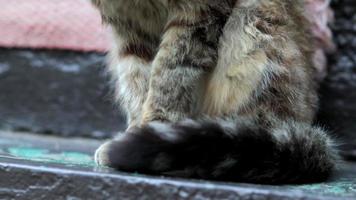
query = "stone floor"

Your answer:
(0, 131), (355, 200)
